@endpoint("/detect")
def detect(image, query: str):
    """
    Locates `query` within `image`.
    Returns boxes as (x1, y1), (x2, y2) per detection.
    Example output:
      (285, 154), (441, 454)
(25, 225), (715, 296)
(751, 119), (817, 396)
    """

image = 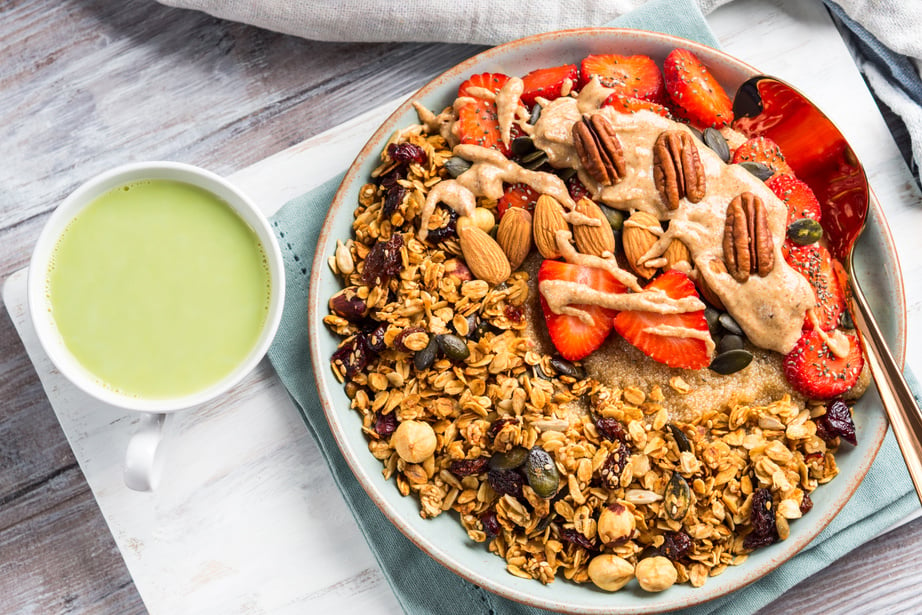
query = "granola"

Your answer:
(324, 48), (866, 593)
